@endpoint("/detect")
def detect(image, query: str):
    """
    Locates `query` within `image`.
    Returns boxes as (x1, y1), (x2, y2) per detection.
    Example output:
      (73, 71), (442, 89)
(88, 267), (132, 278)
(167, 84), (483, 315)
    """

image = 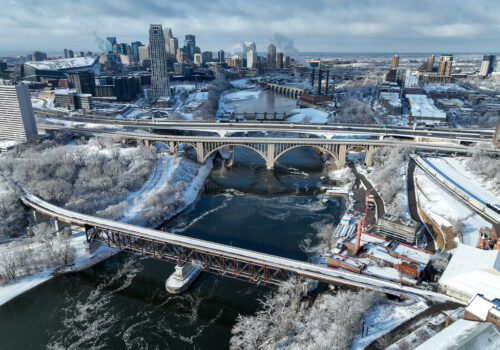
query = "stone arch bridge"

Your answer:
(265, 83), (305, 97)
